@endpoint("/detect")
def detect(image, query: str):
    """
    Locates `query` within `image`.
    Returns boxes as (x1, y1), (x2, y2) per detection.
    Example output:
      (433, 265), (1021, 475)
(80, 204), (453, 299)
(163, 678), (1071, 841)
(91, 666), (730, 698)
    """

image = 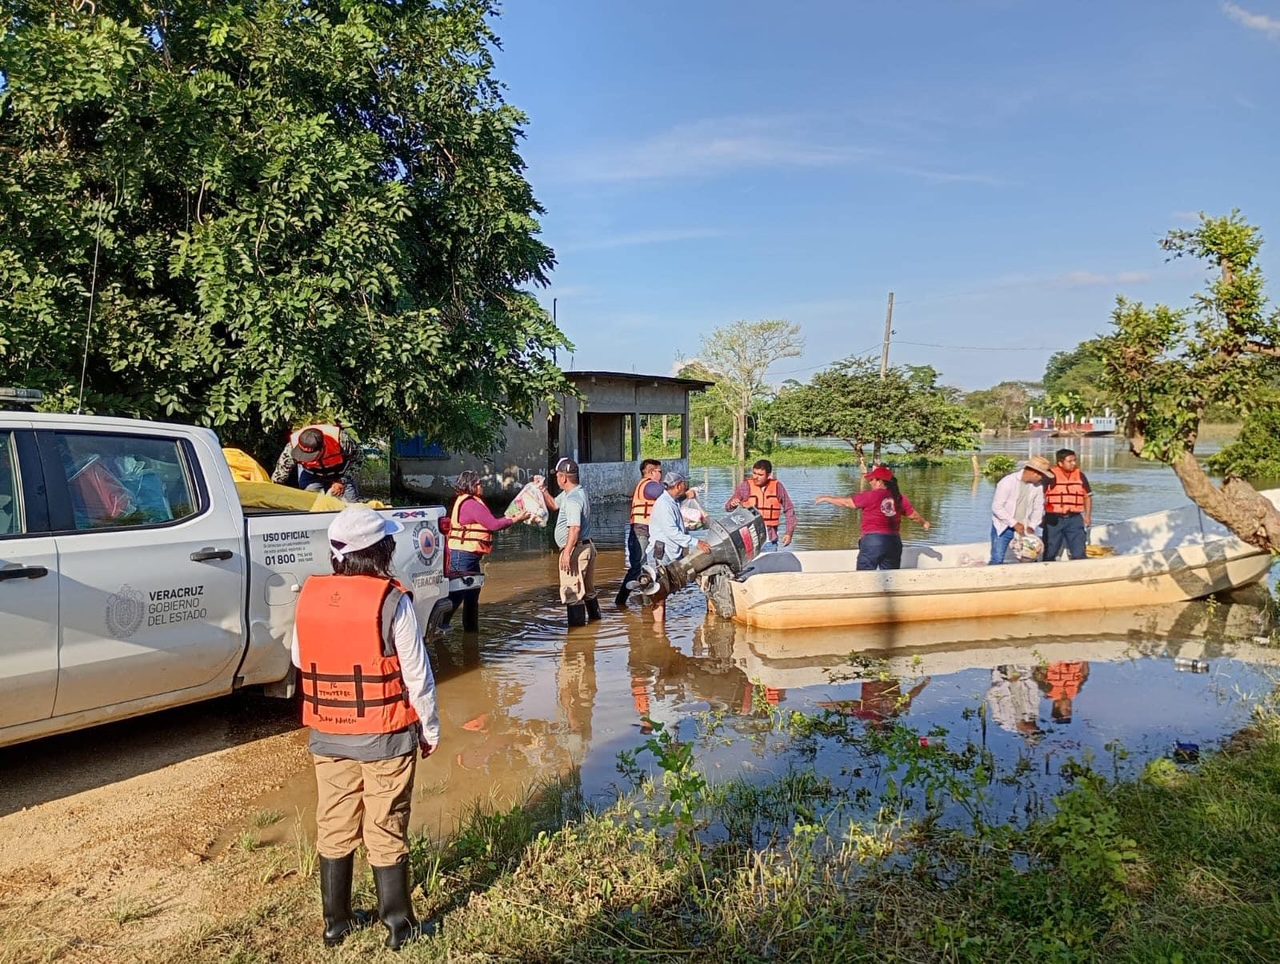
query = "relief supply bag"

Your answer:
(681, 488), (708, 530)
(505, 475), (549, 527)
(1004, 532), (1044, 564)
